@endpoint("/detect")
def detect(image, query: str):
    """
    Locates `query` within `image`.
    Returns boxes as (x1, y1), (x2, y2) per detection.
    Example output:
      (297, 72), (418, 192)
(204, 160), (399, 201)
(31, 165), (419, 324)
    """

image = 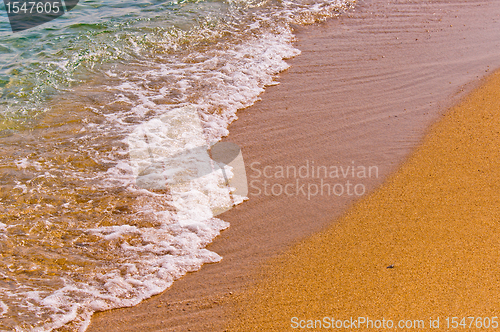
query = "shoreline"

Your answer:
(86, 0), (500, 331)
(229, 67), (500, 331)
